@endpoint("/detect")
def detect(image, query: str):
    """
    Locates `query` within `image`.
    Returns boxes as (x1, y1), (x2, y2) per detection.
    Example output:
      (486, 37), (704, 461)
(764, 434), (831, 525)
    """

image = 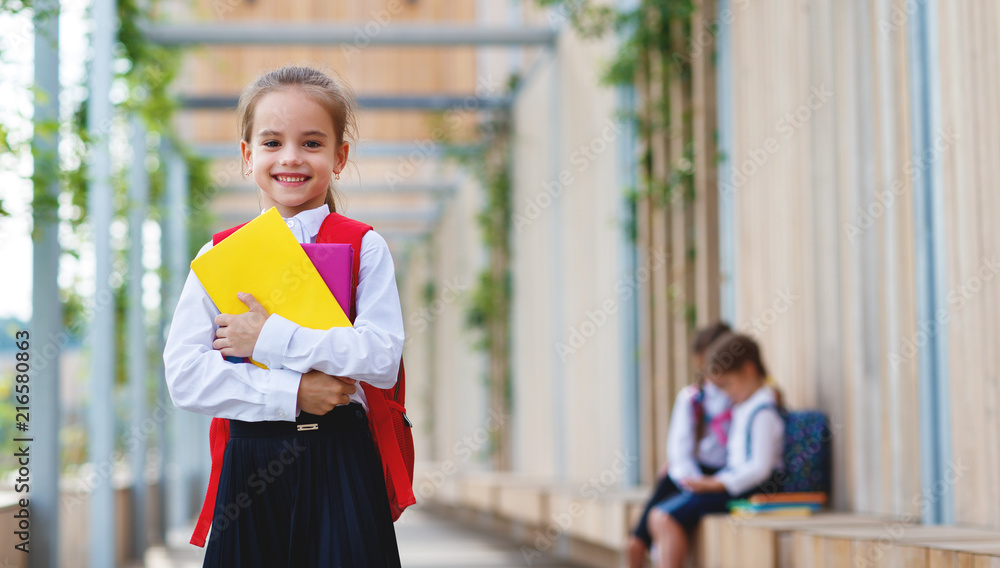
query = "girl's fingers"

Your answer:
(216, 327), (227, 338)
(239, 292), (266, 313)
(214, 313), (230, 327)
